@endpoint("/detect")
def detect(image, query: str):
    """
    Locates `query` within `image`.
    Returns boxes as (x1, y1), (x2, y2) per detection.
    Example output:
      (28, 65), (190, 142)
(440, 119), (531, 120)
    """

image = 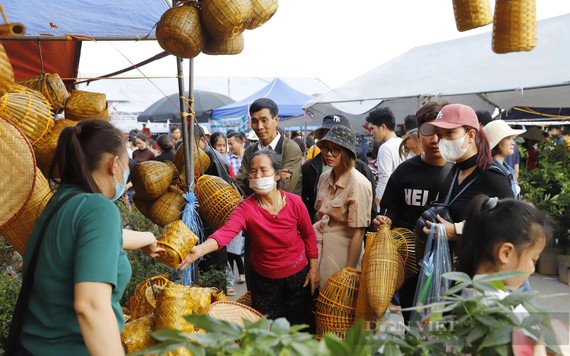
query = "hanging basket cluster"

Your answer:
(156, 0), (279, 58)
(452, 0), (536, 53)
